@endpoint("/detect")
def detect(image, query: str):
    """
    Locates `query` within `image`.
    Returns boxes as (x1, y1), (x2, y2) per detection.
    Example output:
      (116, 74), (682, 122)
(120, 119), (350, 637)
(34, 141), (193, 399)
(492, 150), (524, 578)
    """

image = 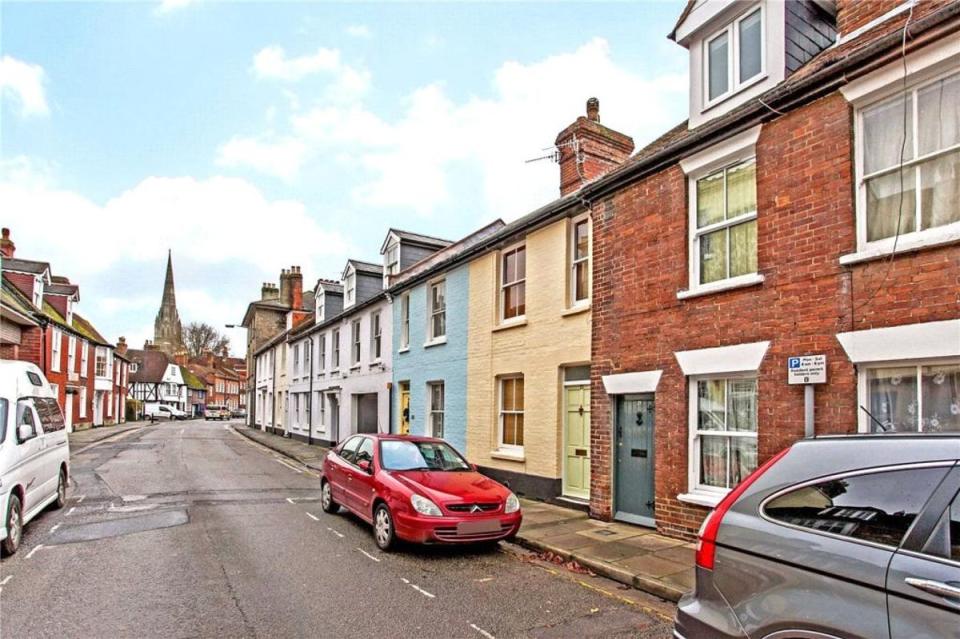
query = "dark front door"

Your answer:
(615, 395), (655, 525)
